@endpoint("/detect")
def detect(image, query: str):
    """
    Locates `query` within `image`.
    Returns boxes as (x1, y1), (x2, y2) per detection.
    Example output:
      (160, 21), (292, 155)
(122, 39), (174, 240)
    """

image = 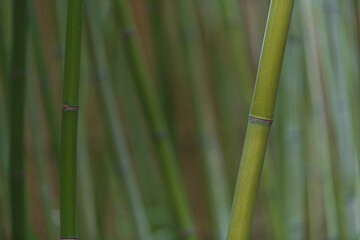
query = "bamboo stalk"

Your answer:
(112, 1), (196, 238)
(8, 0), (29, 238)
(147, 0), (175, 136)
(227, 0), (295, 239)
(60, 0), (84, 238)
